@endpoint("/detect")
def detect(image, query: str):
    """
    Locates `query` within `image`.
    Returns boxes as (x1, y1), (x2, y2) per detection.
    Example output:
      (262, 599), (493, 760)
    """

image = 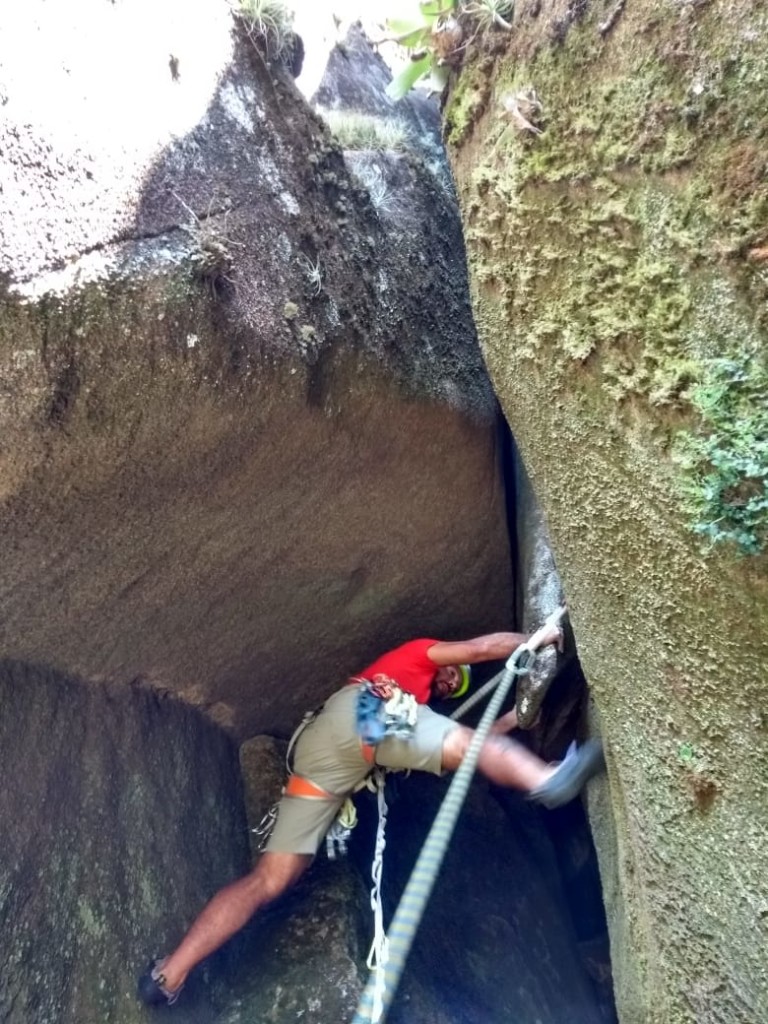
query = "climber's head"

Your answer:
(432, 664), (471, 700)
